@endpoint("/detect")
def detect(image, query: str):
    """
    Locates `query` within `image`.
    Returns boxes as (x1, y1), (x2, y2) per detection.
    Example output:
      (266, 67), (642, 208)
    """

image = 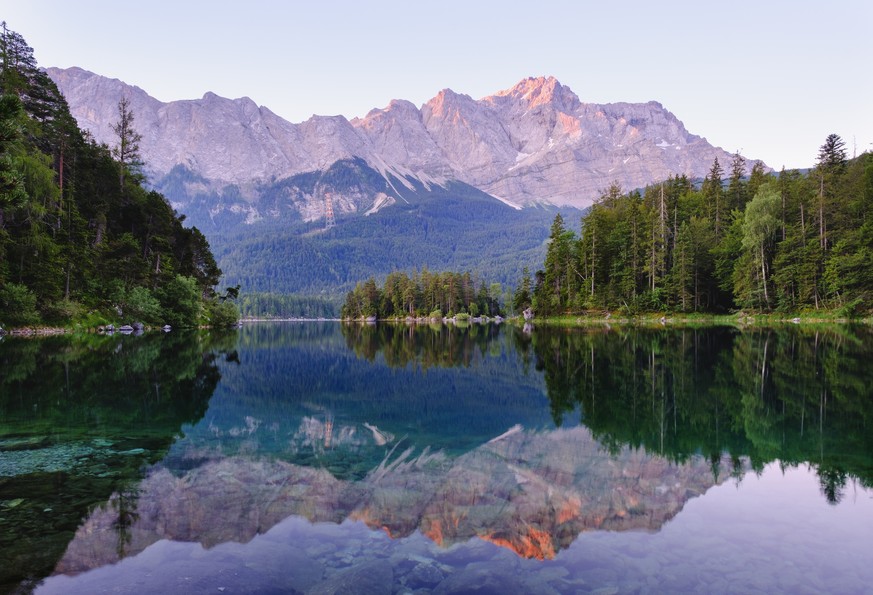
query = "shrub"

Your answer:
(123, 286), (162, 324)
(158, 275), (202, 328)
(0, 283), (40, 326)
(208, 299), (240, 328)
(42, 299), (84, 325)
